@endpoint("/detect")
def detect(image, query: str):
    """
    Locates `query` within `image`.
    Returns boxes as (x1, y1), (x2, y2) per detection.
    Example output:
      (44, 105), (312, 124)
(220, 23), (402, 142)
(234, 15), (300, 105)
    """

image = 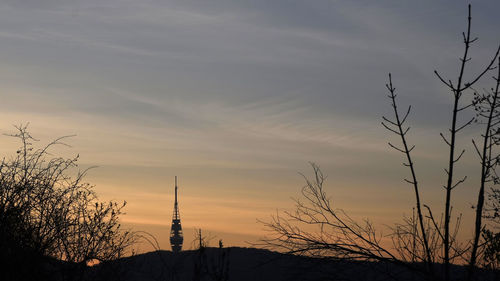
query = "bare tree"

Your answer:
(467, 56), (500, 279)
(0, 124), (135, 281)
(261, 163), (434, 279)
(192, 229), (230, 281)
(261, 5), (500, 281)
